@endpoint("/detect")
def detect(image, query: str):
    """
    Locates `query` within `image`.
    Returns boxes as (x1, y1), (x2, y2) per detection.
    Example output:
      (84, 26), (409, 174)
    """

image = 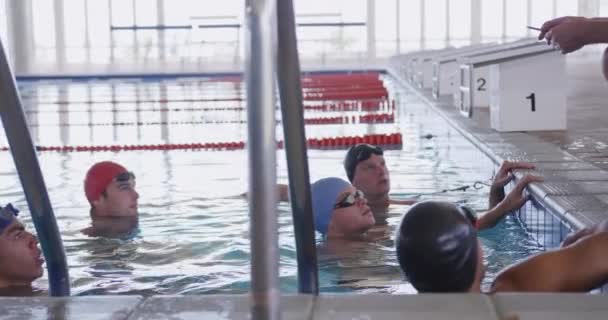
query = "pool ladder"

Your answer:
(246, 0), (319, 319)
